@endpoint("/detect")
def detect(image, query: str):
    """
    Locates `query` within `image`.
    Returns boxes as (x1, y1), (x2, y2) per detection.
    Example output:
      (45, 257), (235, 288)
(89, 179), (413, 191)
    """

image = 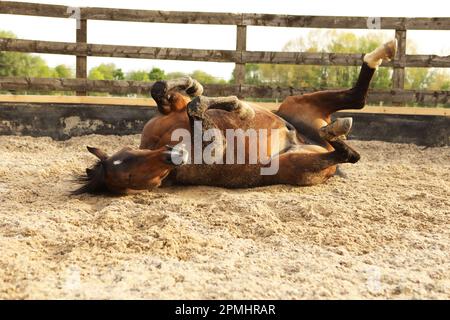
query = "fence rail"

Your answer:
(0, 1), (449, 104)
(1, 77), (449, 105)
(1, 38), (450, 68)
(2, 2), (450, 29)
